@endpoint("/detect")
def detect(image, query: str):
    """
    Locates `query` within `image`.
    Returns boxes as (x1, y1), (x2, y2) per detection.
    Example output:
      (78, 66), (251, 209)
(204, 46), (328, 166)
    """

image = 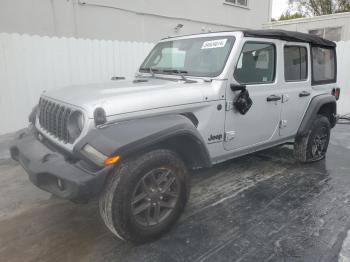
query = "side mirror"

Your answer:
(230, 84), (246, 92)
